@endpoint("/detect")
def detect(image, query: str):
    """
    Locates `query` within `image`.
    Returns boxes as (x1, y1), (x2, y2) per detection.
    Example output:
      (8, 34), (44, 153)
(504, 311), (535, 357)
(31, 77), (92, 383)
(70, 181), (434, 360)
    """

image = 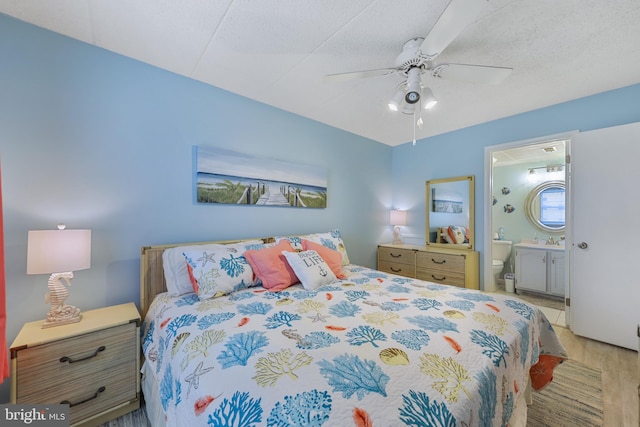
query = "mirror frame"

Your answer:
(425, 175), (475, 250)
(524, 180), (566, 233)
